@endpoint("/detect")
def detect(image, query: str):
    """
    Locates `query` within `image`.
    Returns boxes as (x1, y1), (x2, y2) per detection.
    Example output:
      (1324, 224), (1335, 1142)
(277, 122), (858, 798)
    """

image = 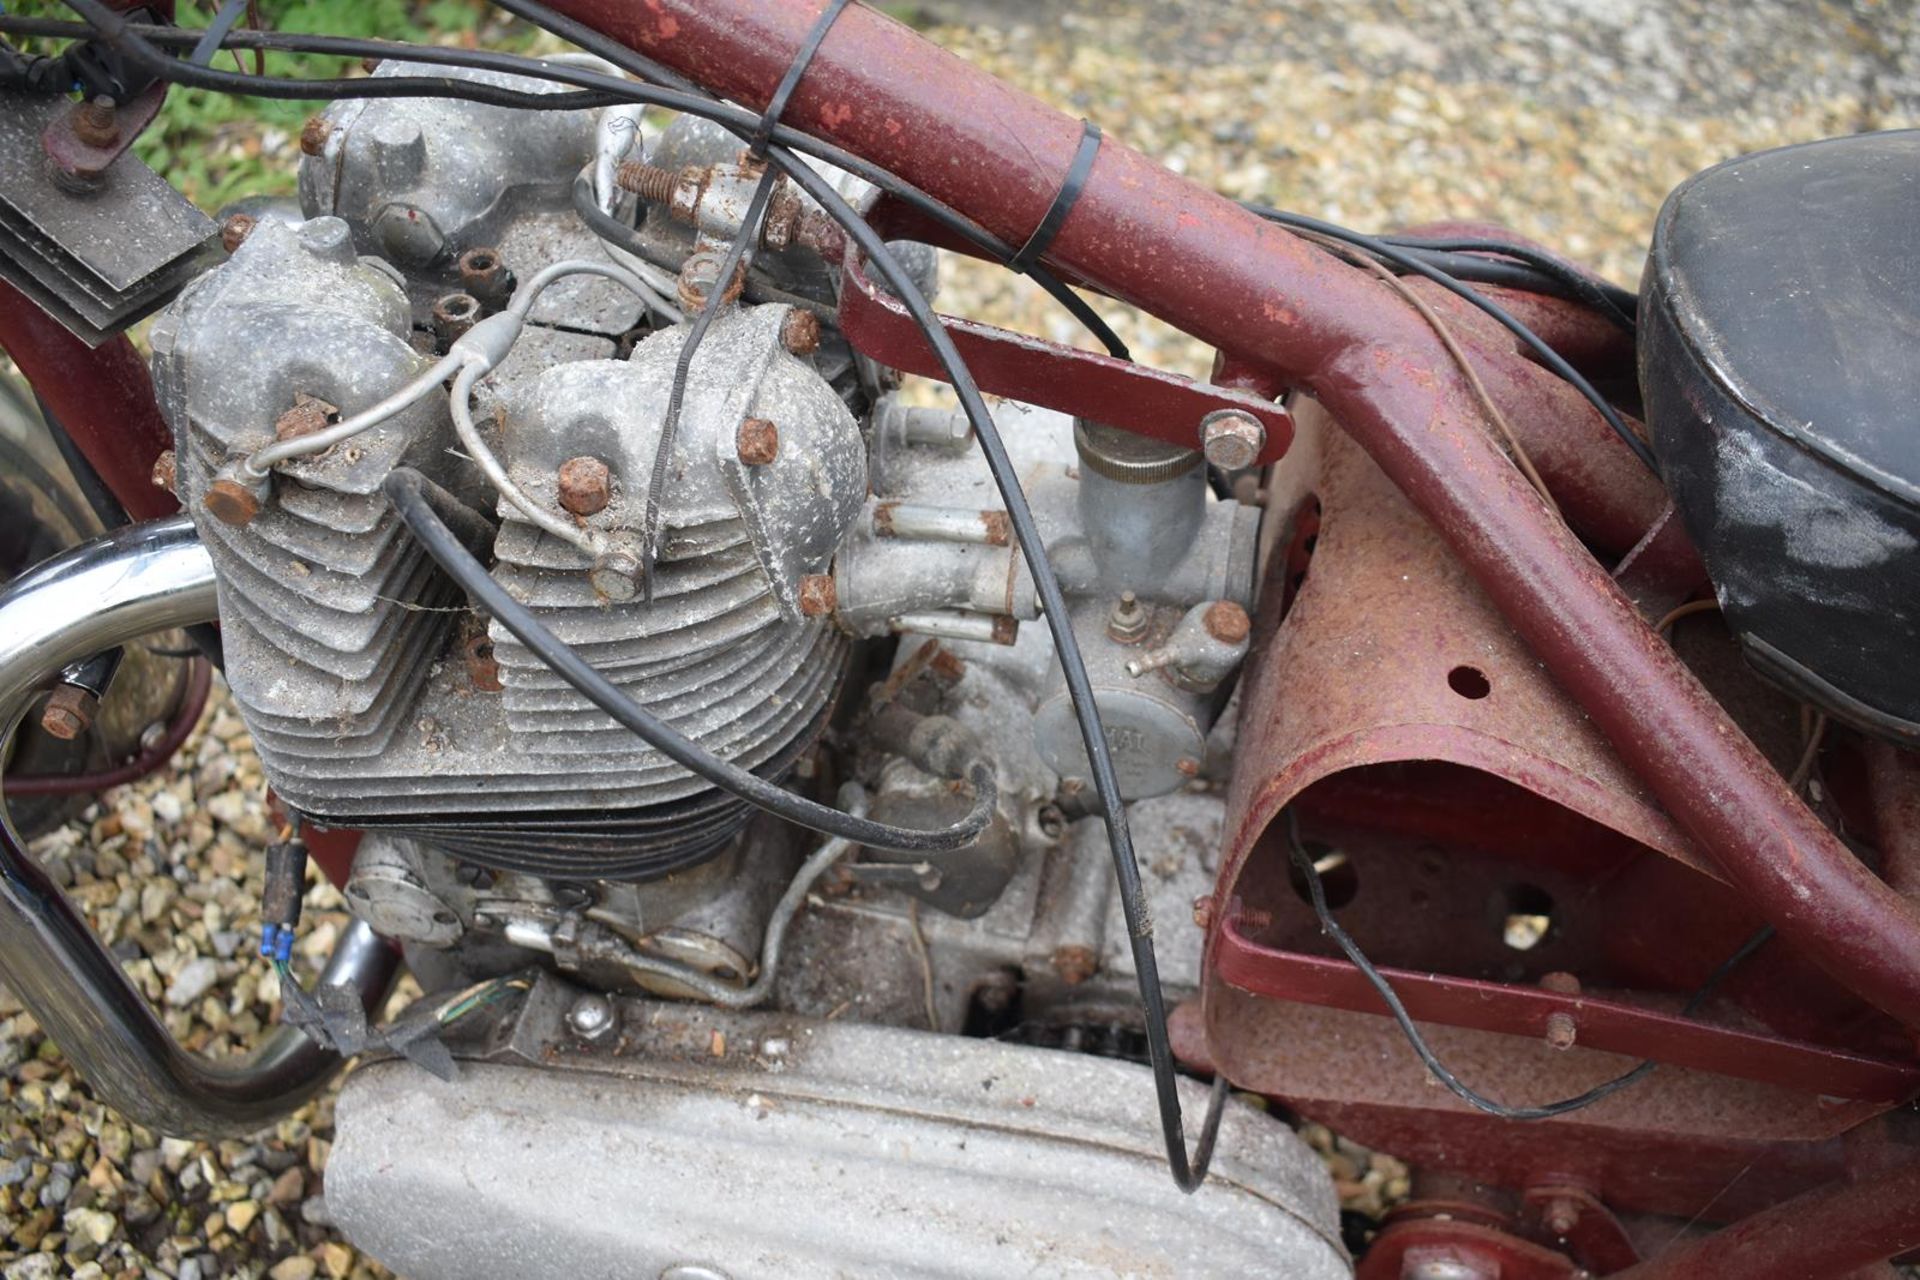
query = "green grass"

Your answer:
(8, 0), (540, 208)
